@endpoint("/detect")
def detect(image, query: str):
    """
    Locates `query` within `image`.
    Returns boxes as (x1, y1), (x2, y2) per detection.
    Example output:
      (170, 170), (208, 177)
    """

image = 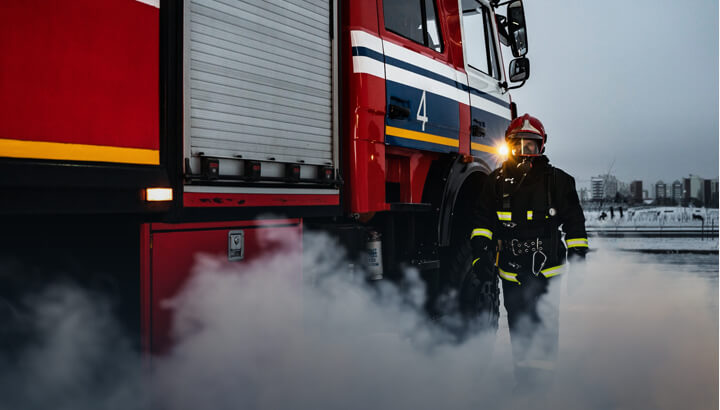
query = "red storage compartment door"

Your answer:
(0, 0), (159, 165)
(142, 219), (302, 354)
